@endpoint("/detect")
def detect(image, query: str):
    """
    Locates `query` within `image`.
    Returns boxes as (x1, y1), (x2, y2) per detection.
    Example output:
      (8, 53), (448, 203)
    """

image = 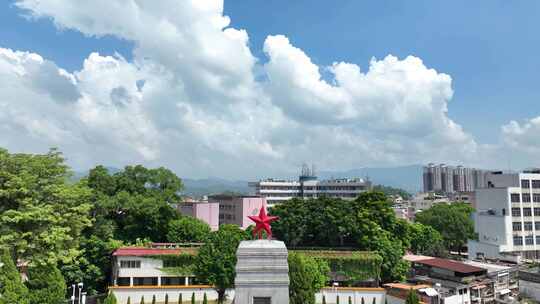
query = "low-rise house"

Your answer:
(110, 244), (228, 303)
(518, 266), (540, 301)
